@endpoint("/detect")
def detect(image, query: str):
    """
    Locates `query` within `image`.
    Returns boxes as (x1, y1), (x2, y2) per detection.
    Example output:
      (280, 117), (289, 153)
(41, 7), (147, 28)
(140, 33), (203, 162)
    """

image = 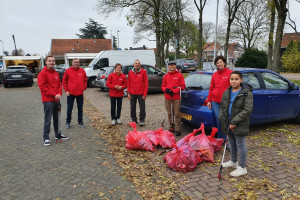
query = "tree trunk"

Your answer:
(267, 1), (275, 70)
(224, 23), (231, 61)
(272, 1), (287, 73)
(197, 15), (203, 70)
(154, 4), (161, 69)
